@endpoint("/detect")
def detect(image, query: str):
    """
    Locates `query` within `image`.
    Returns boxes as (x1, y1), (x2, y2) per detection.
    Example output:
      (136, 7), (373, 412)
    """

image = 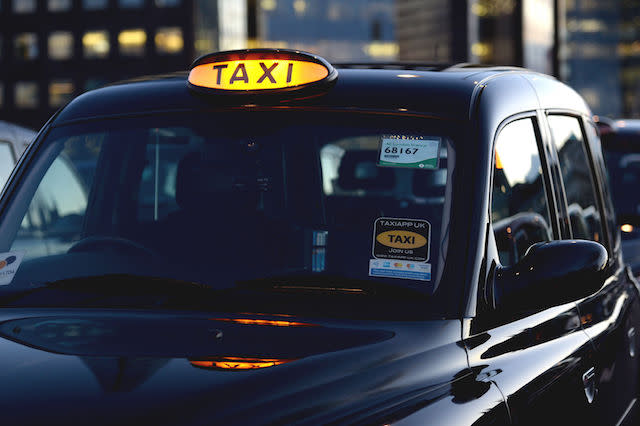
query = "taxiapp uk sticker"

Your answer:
(372, 218), (430, 262)
(378, 135), (441, 169)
